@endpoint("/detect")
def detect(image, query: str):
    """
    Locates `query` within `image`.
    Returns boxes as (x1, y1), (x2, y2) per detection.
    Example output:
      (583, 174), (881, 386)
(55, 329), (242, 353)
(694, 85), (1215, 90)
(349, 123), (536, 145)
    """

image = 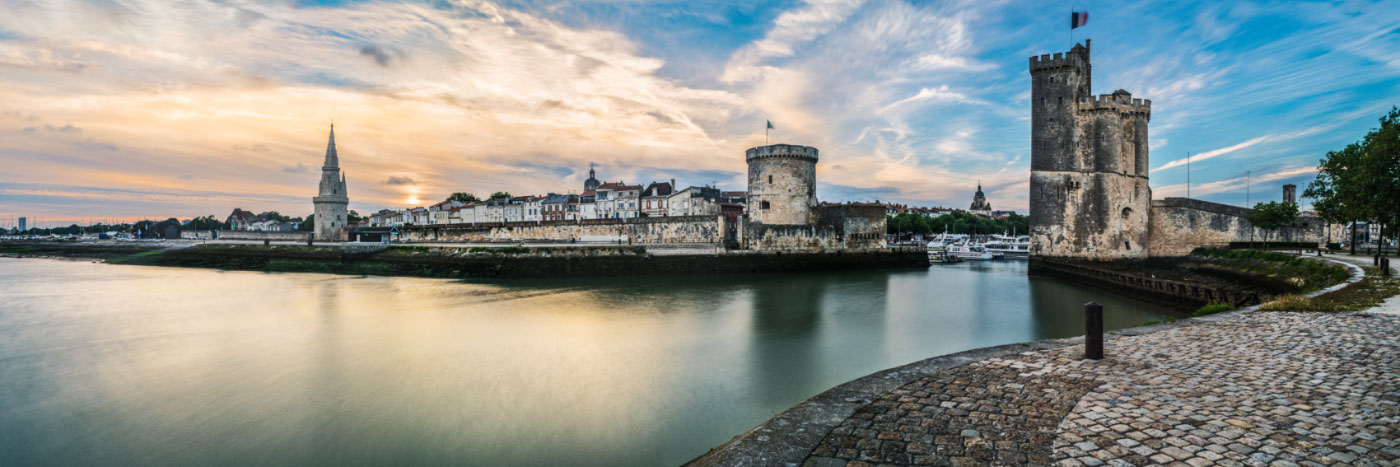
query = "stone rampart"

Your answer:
(746, 204), (886, 251)
(215, 230), (313, 241)
(399, 216), (722, 244)
(1147, 198), (1323, 257)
